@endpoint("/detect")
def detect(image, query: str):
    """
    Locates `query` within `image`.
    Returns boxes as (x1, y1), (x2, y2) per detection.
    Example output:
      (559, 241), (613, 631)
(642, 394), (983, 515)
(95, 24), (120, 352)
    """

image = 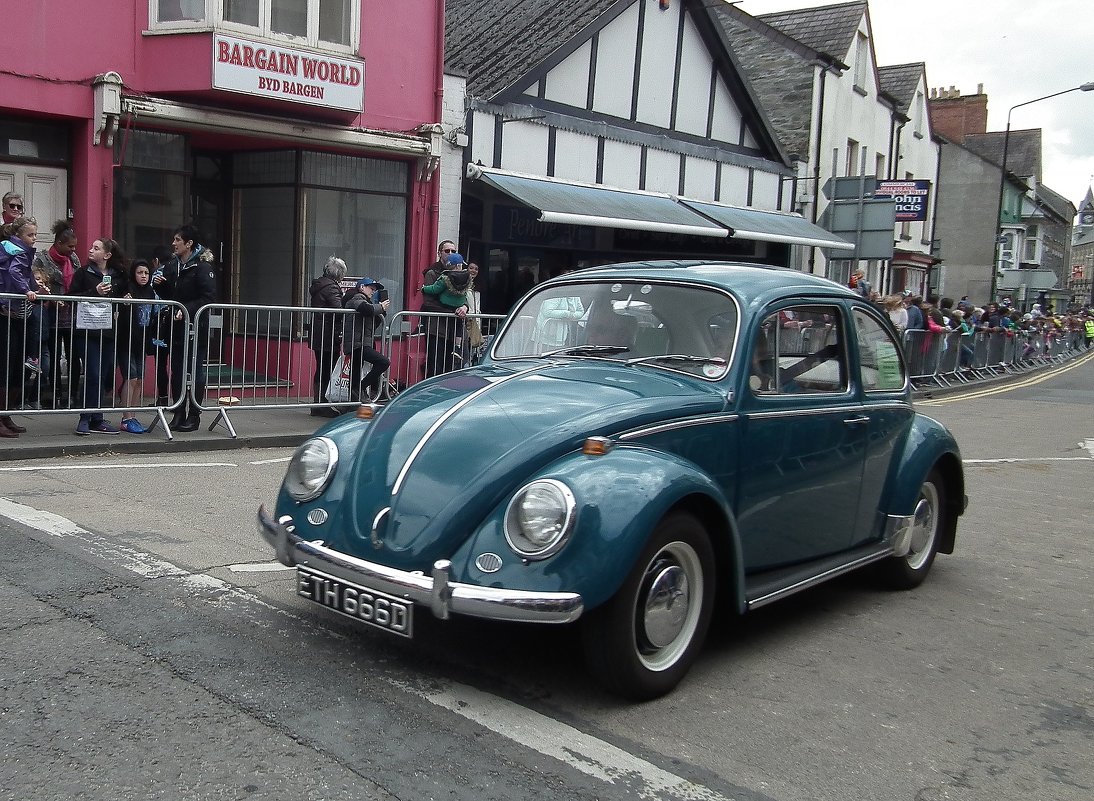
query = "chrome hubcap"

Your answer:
(642, 564), (690, 648)
(906, 483), (939, 570)
(635, 541), (704, 672)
